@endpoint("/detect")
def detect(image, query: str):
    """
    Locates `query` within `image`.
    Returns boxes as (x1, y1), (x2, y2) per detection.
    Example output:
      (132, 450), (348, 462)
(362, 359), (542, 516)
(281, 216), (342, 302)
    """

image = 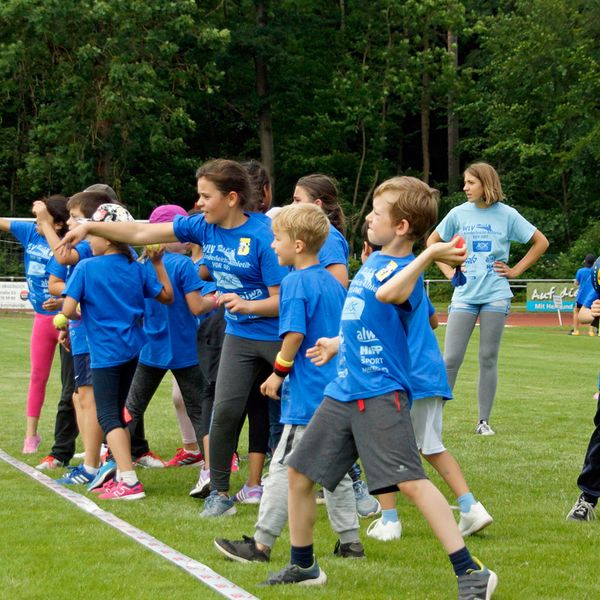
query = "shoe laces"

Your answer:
(573, 499), (596, 518)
